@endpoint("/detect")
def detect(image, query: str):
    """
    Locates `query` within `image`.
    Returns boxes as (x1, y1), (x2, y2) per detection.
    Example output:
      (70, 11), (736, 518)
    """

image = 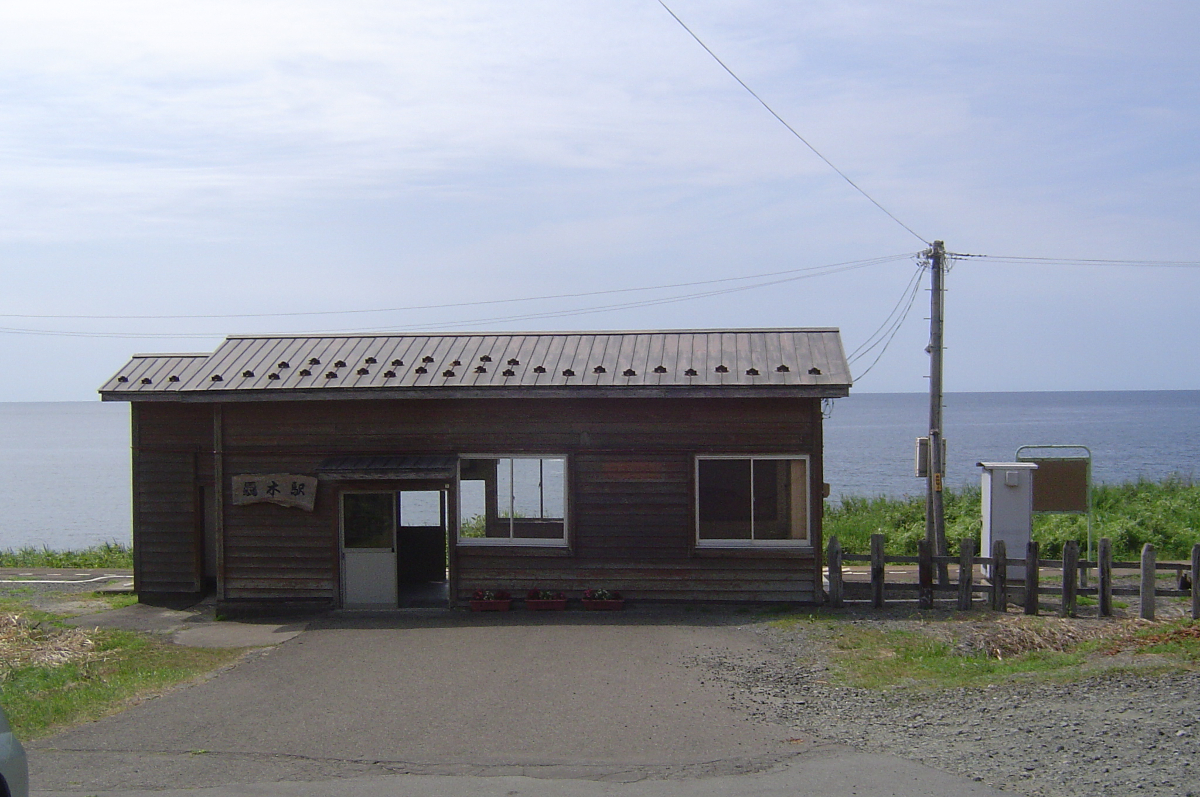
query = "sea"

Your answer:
(2, 391), (1199, 551)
